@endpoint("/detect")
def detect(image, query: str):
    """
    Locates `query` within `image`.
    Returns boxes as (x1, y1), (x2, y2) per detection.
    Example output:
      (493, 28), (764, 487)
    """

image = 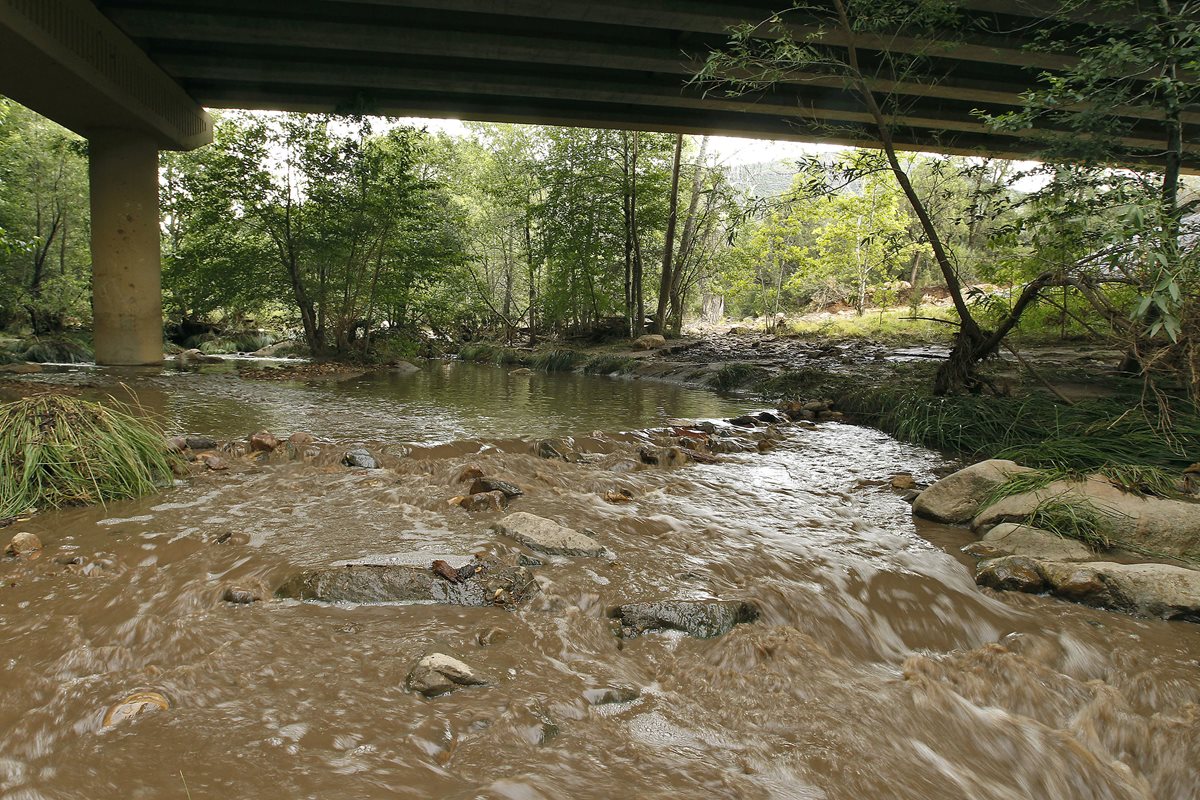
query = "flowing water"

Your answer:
(2, 362), (1199, 799)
